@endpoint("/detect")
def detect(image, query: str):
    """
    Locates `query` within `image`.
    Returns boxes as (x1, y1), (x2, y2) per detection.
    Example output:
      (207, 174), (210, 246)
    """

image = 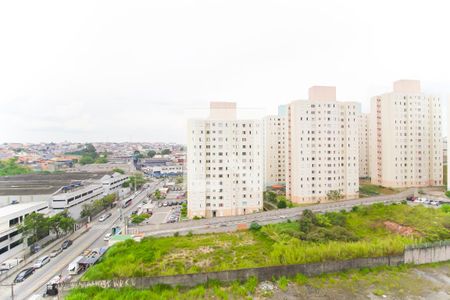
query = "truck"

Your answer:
(67, 256), (84, 275)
